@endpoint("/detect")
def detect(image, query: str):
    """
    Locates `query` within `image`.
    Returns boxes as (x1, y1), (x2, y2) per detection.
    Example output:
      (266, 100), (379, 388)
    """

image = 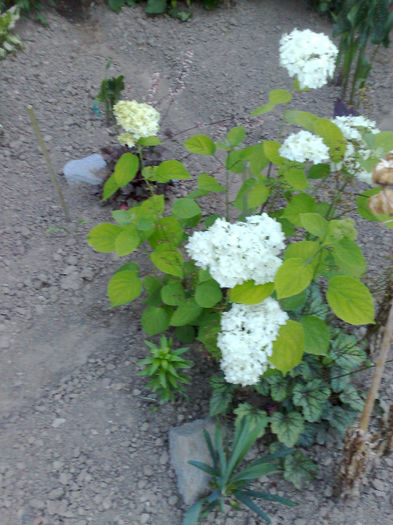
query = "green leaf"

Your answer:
(330, 330), (367, 370)
(284, 168), (309, 190)
(293, 379), (331, 422)
(234, 404), (269, 438)
(270, 411), (304, 447)
(284, 241), (320, 264)
(283, 451), (317, 489)
(87, 223), (122, 252)
(144, 276), (162, 306)
(115, 262), (139, 273)
(301, 315), (330, 356)
(270, 88), (292, 104)
(141, 306), (169, 336)
(112, 210), (133, 226)
(107, 270), (143, 307)
(184, 134), (216, 155)
(279, 290), (307, 311)
(269, 320), (304, 375)
(339, 385), (364, 411)
(327, 405), (357, 434)
(229, 280), (274, 305)
(151, 245), (184, 278)
(172, 198), (201, 219)
(263, 141), (285, 165)
(114, 227), (140, 255)
(247, 182), (269, 208)
(197, 173), (225, 192)
(331, 238), (367, 278)
(275, 258), (313, 299)
(138, 136), (162, 146)
(250, 101), (275, 117)
(195, 280), (222, 308)
(197, 313), (221, 357)
(113, 153), (139, 187)
(148, 216), (183, 249)
(227, 126), (246, 146)
(326, 276), (375, 325)
(175, 325), (196, 343)
(154, 160), (191, 183)
(267, 374), (288, 402)
(308, 163), (330, 179)
(161, 281), (185, 306)
(283, 194), (316, 226)
(209, 377), (234, 416)
(145, 0), (167, 14)
(233, 178), (256, 210)
(182, 499), (203, 525)
(102, 173), (119, 200)
(300, 213), (328, 238)
(170, 298), (202, 326)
